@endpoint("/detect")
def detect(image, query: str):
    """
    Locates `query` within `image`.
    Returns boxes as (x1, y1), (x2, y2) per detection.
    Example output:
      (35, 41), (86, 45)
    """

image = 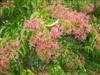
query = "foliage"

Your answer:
(0, 0), (100, 75)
